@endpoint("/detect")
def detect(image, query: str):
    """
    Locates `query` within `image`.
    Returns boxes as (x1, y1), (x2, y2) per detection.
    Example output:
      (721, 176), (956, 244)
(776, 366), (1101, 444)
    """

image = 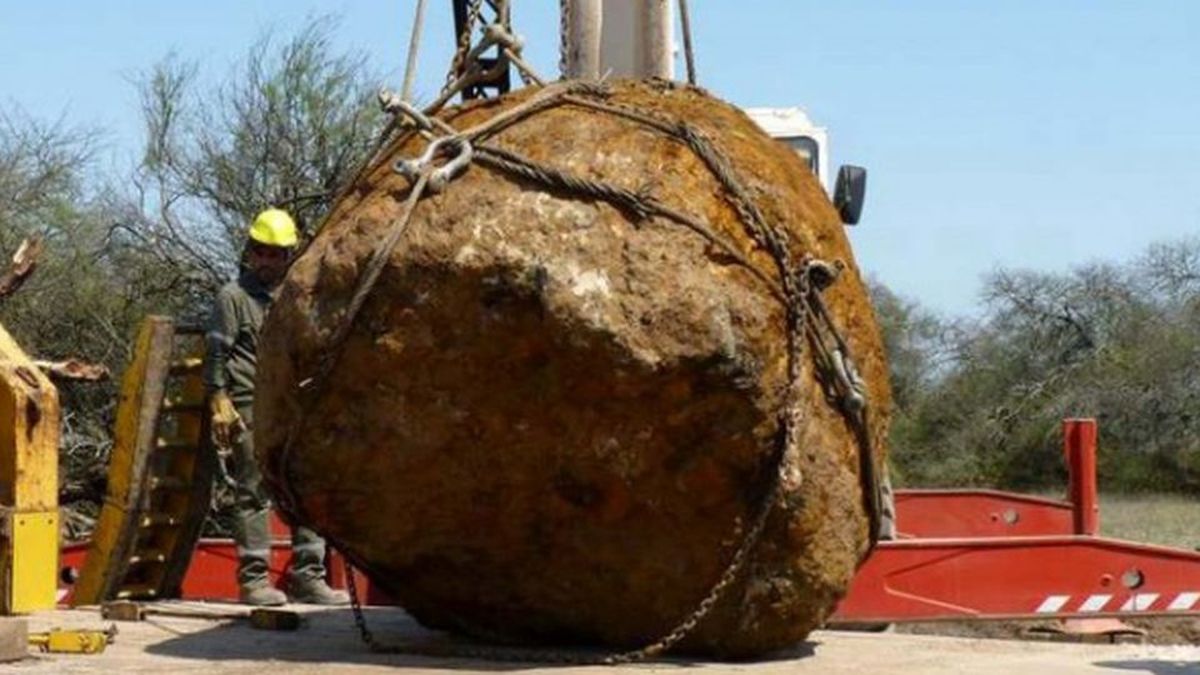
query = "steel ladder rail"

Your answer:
(72, 317), (216, 605)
